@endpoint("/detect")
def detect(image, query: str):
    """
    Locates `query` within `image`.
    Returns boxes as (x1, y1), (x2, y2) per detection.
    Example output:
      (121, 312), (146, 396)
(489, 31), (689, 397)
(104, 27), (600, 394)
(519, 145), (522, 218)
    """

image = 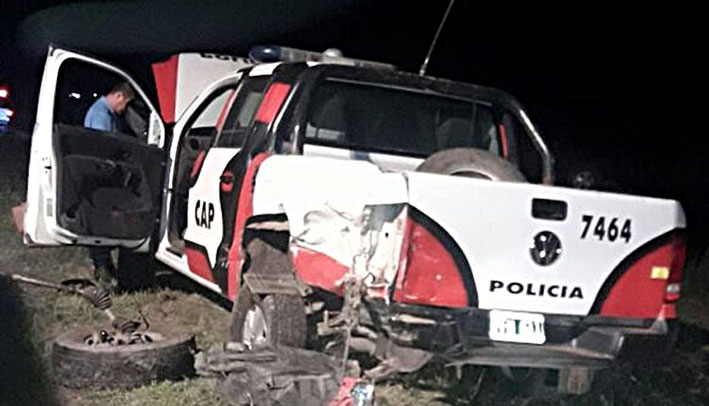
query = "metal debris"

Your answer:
(11, 273), (148, 337)
(196, 343), (341, 406)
